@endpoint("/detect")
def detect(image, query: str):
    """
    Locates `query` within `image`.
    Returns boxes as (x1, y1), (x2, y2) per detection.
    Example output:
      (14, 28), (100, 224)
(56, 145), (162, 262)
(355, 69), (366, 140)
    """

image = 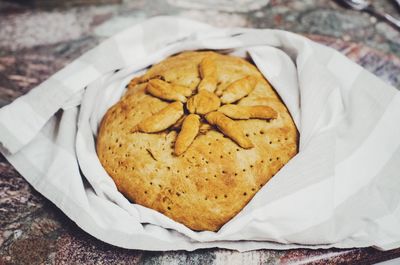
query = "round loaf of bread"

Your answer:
(96, 51), (298, 231)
